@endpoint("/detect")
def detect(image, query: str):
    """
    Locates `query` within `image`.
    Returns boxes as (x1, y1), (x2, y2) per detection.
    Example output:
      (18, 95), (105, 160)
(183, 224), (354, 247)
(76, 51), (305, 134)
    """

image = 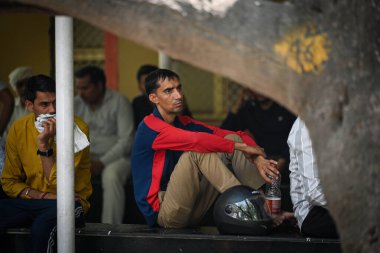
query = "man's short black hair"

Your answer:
(137, 64), (158, 82)
(75, 65), (106, 88)
(25, 75), (55, 102)
(145, 69), (180, 95)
